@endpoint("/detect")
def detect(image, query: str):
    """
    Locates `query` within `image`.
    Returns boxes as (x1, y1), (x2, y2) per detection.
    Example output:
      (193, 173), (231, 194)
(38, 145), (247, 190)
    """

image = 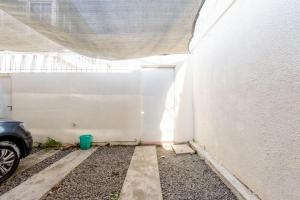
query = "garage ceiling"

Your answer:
(0, 0), (202, 60)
